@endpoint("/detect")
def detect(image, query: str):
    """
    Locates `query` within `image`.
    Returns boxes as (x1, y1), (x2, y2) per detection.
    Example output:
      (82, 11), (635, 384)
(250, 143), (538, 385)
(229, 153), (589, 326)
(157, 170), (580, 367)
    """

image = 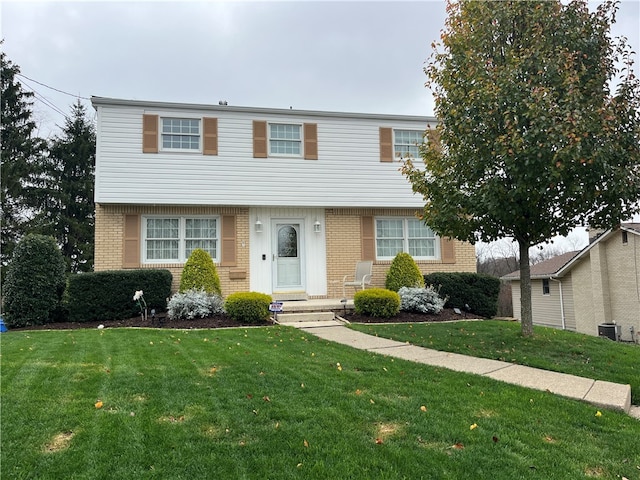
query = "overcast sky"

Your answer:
(2, 0), (638, 140)
(2, 0), (639, 252)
